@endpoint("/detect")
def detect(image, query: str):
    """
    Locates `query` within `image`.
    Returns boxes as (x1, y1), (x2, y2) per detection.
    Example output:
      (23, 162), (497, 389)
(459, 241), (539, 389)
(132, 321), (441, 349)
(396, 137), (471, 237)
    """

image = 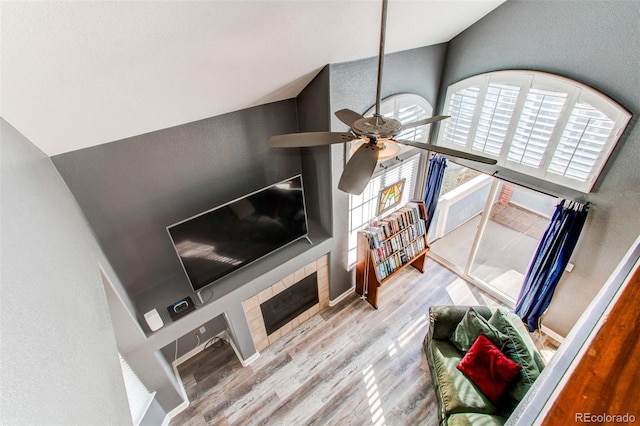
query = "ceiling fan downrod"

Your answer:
(375, 0), (388, 117)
